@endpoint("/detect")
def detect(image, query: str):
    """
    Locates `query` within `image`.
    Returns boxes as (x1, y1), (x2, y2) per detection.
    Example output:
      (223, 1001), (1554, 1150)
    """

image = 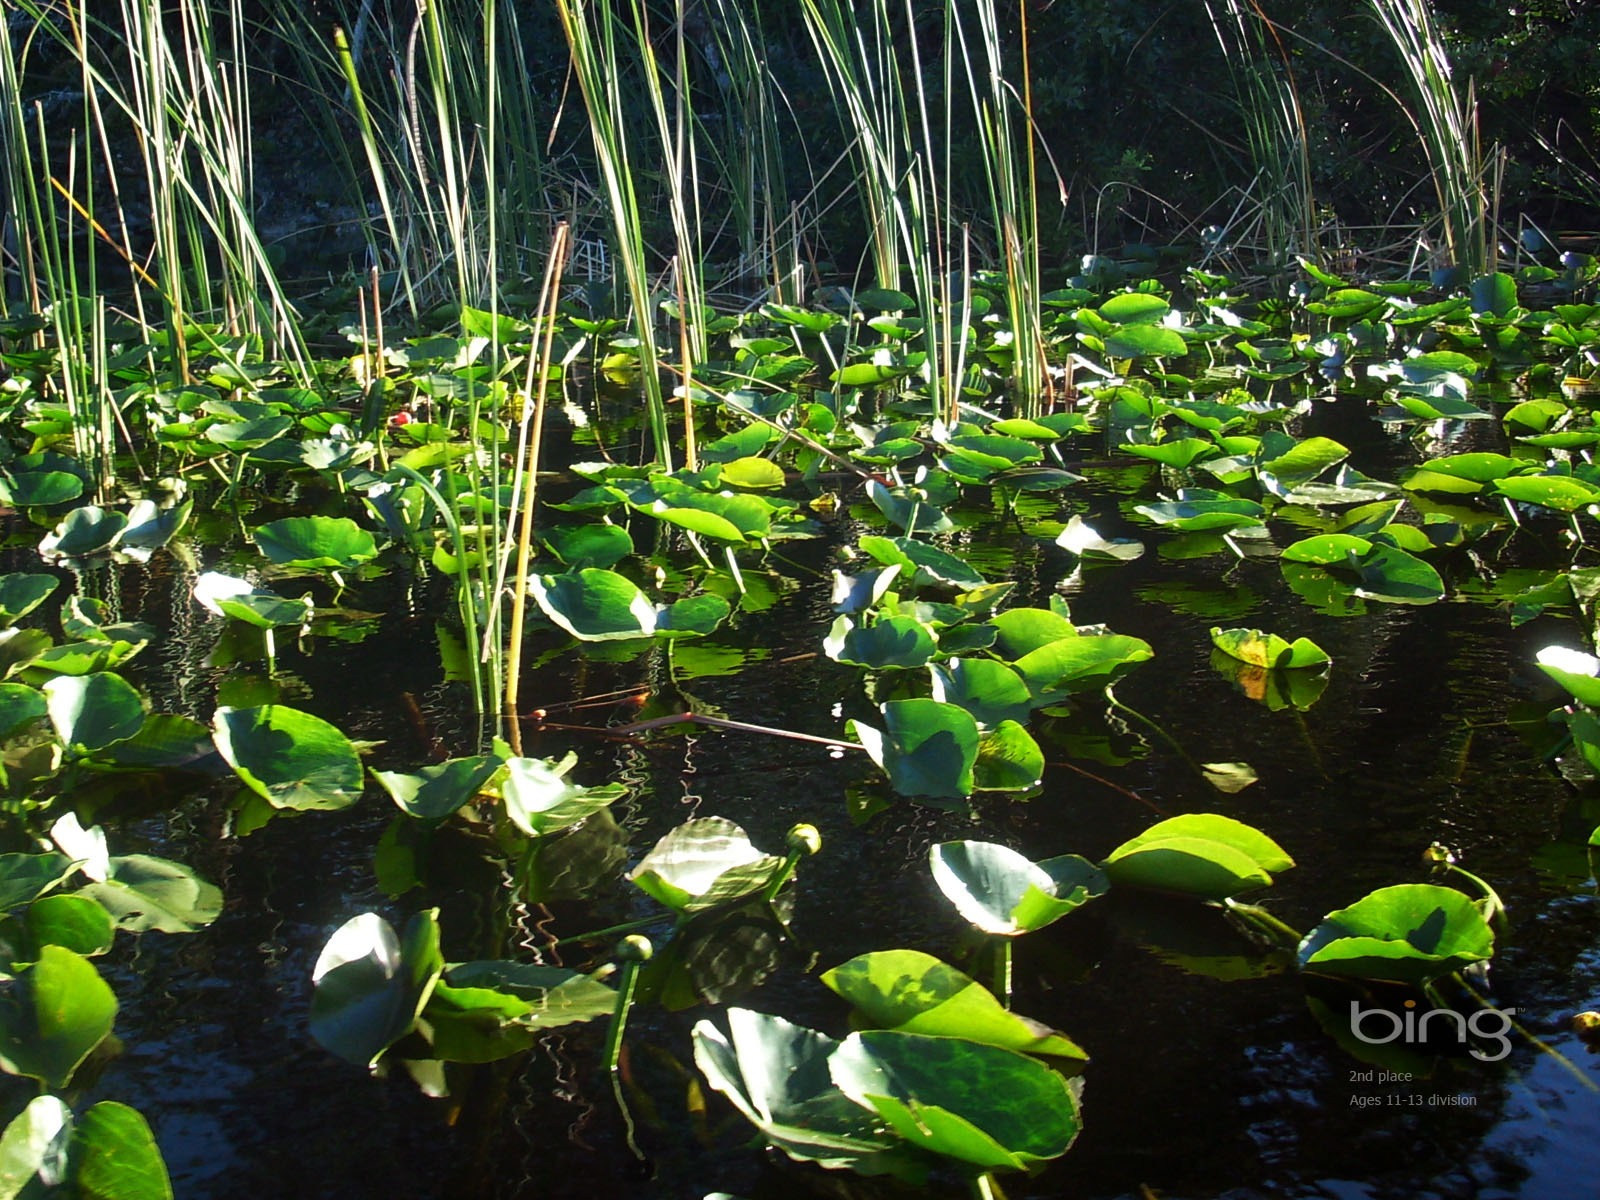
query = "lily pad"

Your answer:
(194, 573), (313, 629)
(252, 516), (378, 571)
(930, 841), (1108, 935)
(499, 752), (626, 836)
(1055, 516), (1145, 562)
(373, 755), (502, 821)
(822, 948), (1088, 1060)
(848, 699), (979, 799)
(829, 1029), (1082, 1172)
(1209, 627), (1331, 670)
(0, 575), (59, 627)
(213, 704), (365, 810)
(1298, 884), (1494, 985)
(629, 817), (785, 914)
(530, 569), (656, 641)
(310, 909), (444, 1067)
(1103, 813), (1294, 900)
(823, 615), (938, 669)
(0, 945), (116, 1088)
